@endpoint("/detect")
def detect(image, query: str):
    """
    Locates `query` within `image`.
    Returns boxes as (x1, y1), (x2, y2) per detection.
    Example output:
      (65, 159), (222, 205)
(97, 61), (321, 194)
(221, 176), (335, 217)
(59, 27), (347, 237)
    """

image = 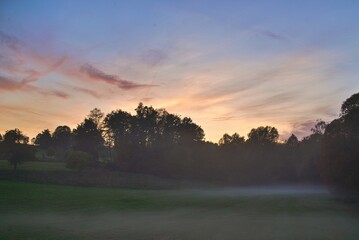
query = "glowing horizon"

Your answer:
(1, 0), (359, 142)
